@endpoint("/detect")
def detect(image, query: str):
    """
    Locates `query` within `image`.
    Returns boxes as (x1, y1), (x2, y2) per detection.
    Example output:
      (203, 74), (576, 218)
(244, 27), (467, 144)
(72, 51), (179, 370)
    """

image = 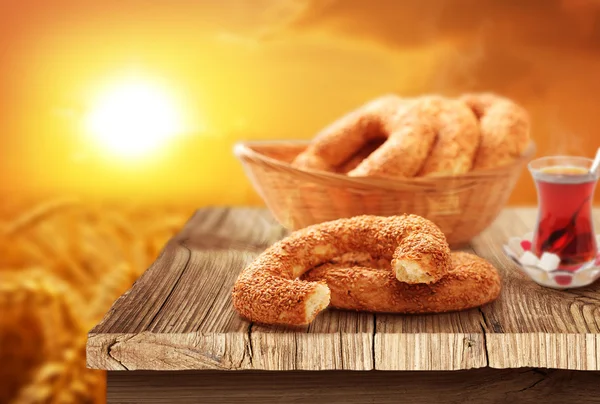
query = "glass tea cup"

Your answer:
(528, 156), (598, 271)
